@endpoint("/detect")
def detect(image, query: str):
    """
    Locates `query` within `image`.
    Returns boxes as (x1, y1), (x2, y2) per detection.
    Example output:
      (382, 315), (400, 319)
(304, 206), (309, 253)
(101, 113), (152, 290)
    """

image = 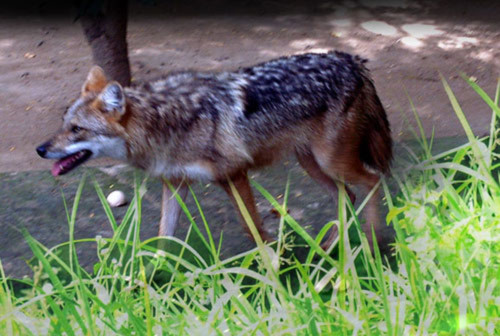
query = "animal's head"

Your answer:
(36, 66), (128, 176)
